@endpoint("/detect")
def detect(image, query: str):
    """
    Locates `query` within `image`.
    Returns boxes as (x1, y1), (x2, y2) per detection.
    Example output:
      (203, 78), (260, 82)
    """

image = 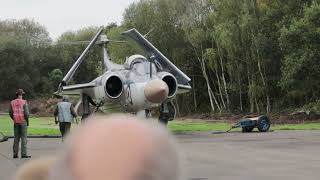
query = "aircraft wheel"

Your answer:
(242, 126), (254, 133)
(257, 115), (271, 132)
(159, 118), (169, 126)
